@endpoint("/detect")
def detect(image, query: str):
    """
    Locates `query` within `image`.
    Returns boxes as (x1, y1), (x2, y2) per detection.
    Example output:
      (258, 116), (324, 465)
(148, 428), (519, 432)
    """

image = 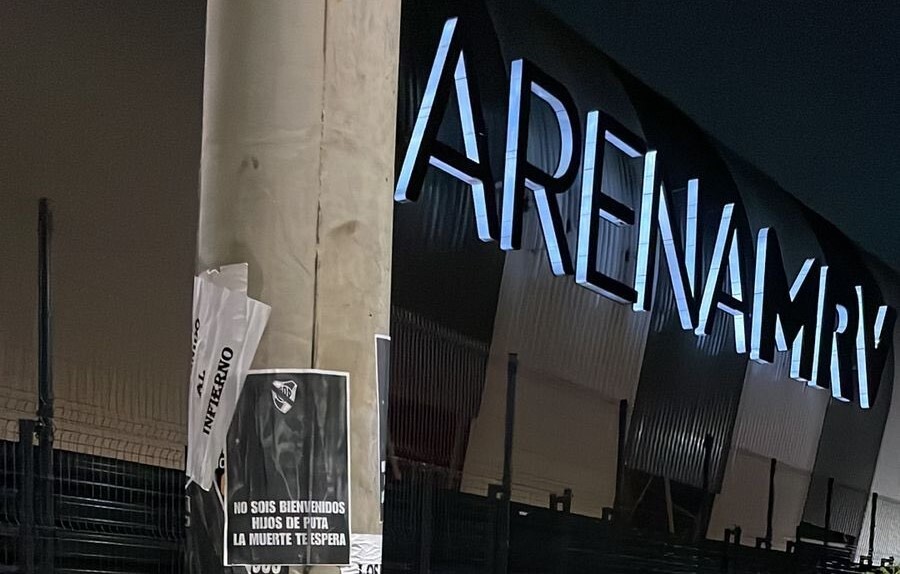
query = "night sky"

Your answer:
(536, 0), (900, 271)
